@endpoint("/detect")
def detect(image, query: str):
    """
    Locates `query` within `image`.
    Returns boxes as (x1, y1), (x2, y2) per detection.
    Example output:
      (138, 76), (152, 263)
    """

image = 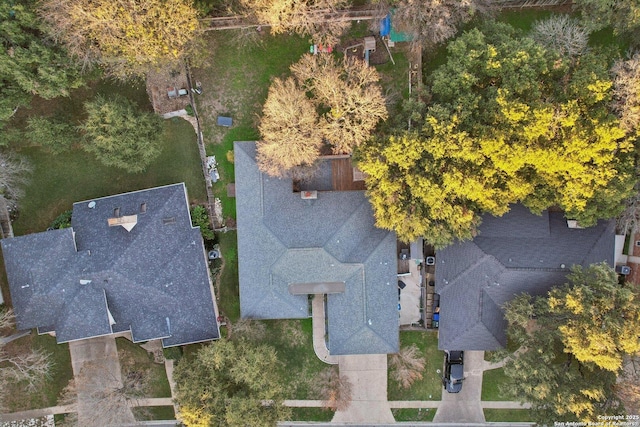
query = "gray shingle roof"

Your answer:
(1, 183), (220, 347)
(436, 205), (614, 351)
(234, 142), (399, 355)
